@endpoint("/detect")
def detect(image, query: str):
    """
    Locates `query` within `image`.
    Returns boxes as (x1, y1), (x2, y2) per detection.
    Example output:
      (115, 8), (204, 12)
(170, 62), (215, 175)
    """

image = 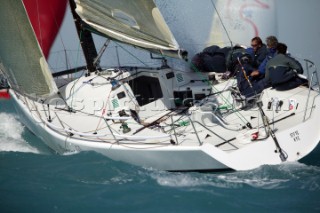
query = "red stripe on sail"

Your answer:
(23, 0), (68, 58)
